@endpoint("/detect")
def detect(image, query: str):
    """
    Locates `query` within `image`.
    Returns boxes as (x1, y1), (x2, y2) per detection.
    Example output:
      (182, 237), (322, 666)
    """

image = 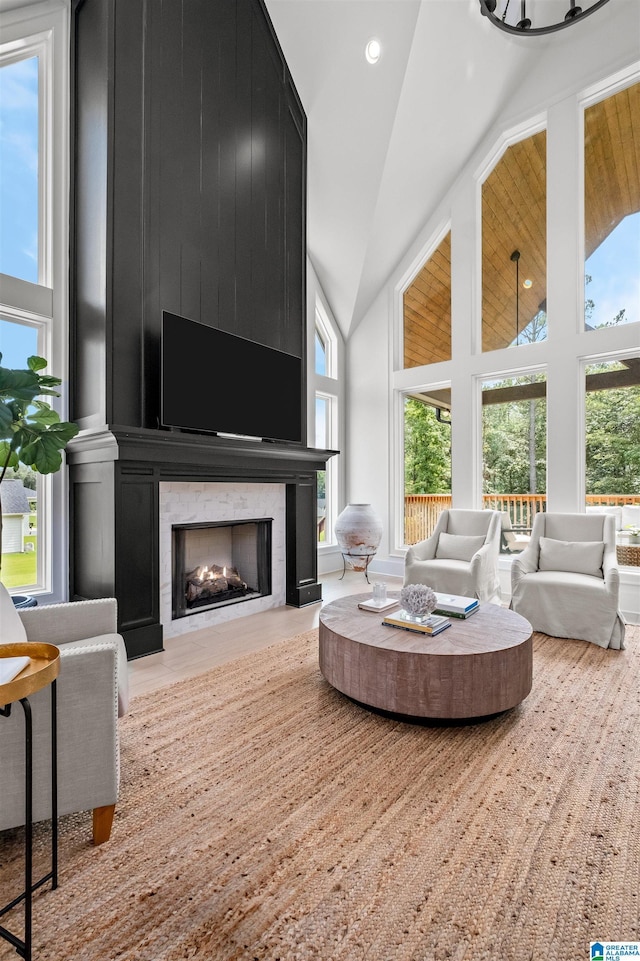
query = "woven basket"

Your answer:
(616, 544), (640, 567)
